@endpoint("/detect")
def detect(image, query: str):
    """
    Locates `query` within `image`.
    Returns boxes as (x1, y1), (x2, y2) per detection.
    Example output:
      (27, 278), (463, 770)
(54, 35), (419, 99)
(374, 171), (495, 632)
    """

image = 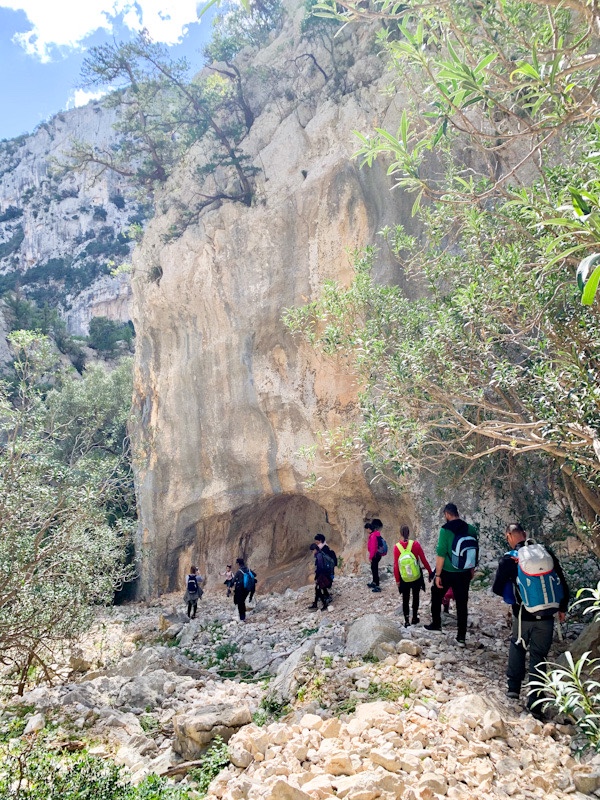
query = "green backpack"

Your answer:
(397, 540), (421, 582)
